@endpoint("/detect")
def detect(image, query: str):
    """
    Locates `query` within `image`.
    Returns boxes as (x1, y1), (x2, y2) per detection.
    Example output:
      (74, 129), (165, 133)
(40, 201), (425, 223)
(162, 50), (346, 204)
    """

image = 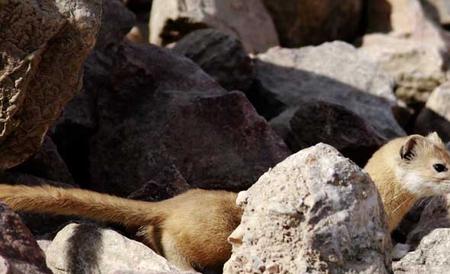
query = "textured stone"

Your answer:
(254, 42), (405, 141)
(224, 143), (391, 274)
(277, 100), (385, 166)
(172, 29), (254, 92)
(45, 223), (197, 274)
(89, 43), (289, 195)
(361, 0), (450, 104)
(12, 136), (73, 183)
(394, 229), (450, 273)
(0, 0), (102, 169)
(149, 0), (279, 53)
(0, 203), (51, 274)
(415, 82), (450, 142)
(262, 0), (364, 47)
